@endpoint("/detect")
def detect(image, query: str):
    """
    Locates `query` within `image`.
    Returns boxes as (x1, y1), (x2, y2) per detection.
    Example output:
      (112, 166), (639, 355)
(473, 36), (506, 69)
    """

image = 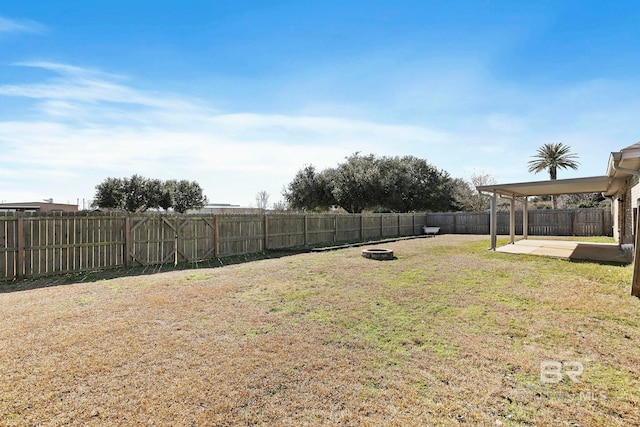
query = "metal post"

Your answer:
(632, 215), (640, 297)
(510, 194), (515, 244)
(490, 191), (497, 250)
(523, 197), (529, 239)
